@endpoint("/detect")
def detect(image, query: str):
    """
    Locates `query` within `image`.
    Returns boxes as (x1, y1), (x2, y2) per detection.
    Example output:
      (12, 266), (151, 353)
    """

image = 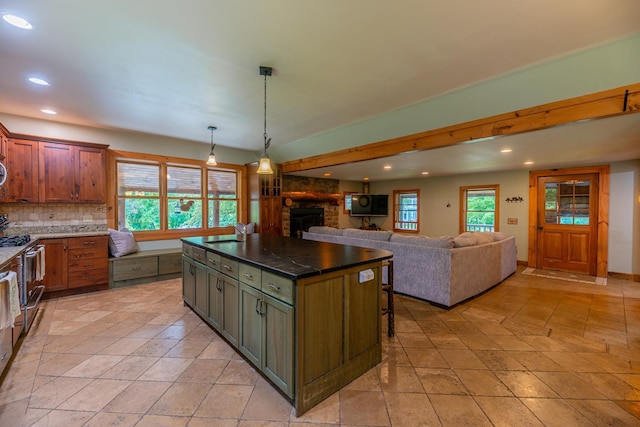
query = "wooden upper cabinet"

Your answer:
(39, 142), (106, 203)
(39, 142), (75, 202)
(2, 139), (39, 202)
(75, 145), (106, 202)
(0, 132), (7, 160)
